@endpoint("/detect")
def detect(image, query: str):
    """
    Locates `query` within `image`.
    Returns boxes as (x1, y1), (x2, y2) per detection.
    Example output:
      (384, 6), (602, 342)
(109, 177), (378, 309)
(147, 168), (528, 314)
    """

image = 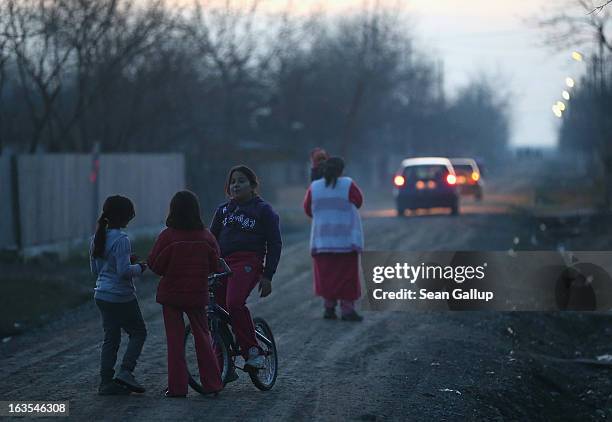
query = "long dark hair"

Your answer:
(166, 190), (204, 230)
(92, 195), (135, 258)
(224, 165), (260, 197)
(323, 157), (345, 188)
